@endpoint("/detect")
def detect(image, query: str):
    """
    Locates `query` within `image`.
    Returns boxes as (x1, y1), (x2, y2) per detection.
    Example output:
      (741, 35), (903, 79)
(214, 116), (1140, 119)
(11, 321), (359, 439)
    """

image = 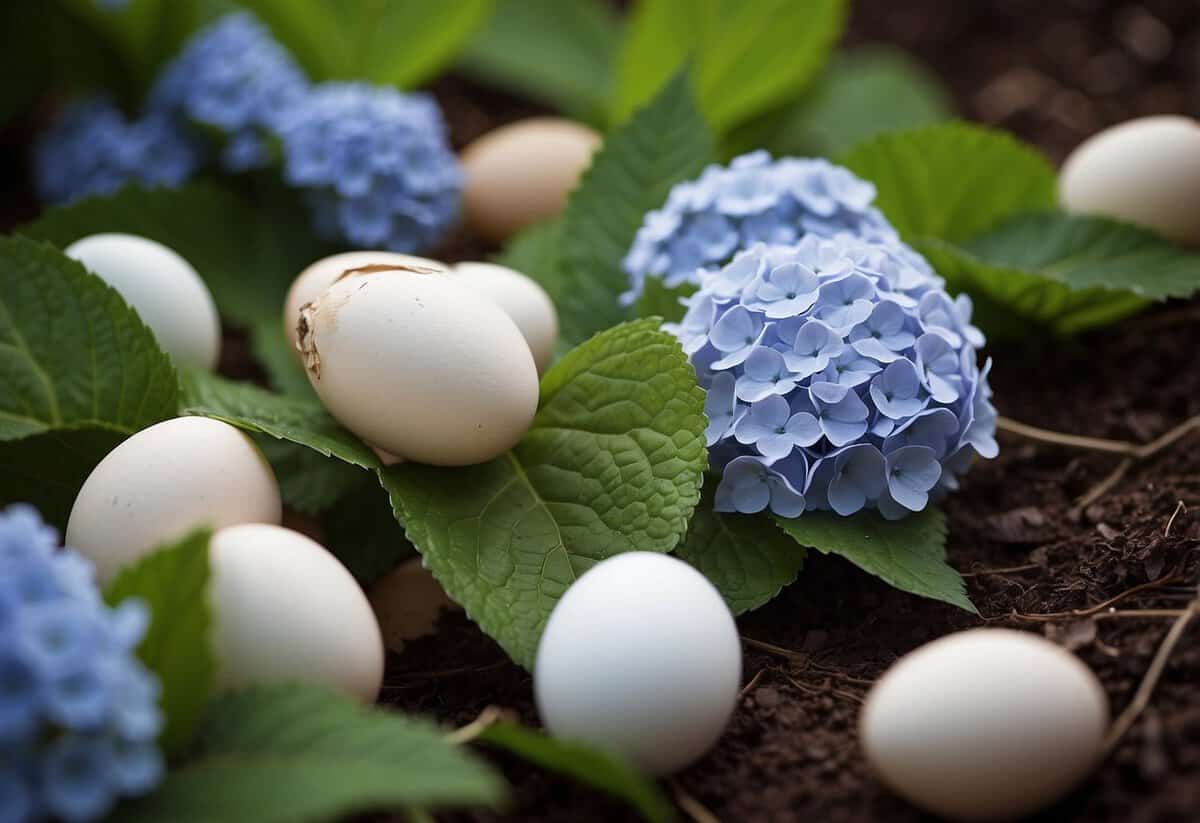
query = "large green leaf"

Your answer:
(612, 0), (845, 133)
(382, 319), (707, 667)
(559, 72), (715, 347)
(238, 0), (492, 88)
(104, 530), (215, 757)
(255, 436), (366, 515)
(459, 0), (618, 124)
(0, 428), (128, 527)
(775, 507), (975, 613)
(109, 685), (503, 823)
(673, 506), (805, 615)
(840, 122), (1057, 243)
